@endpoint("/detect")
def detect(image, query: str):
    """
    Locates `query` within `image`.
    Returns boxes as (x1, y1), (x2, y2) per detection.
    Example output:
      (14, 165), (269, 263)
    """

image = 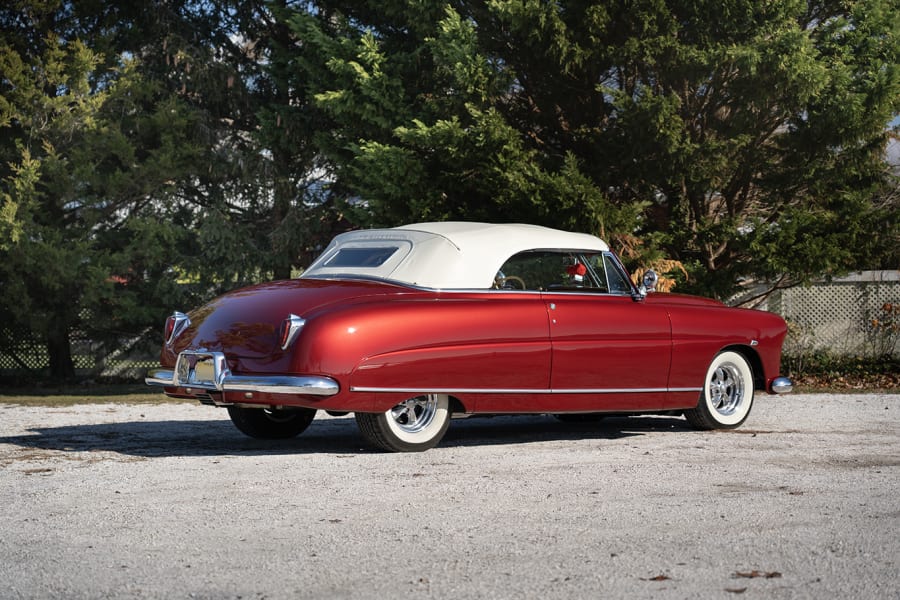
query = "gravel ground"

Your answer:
(0, 393), (897, 599)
